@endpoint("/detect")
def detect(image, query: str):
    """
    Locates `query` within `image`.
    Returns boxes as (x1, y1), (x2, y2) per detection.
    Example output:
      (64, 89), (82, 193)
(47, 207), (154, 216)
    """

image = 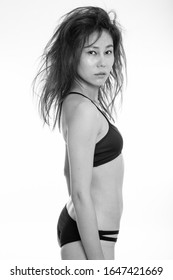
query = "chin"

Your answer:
(92, 80), (106, 87)
(96, 82), (105, 87)
(81, 79), (106, 89)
